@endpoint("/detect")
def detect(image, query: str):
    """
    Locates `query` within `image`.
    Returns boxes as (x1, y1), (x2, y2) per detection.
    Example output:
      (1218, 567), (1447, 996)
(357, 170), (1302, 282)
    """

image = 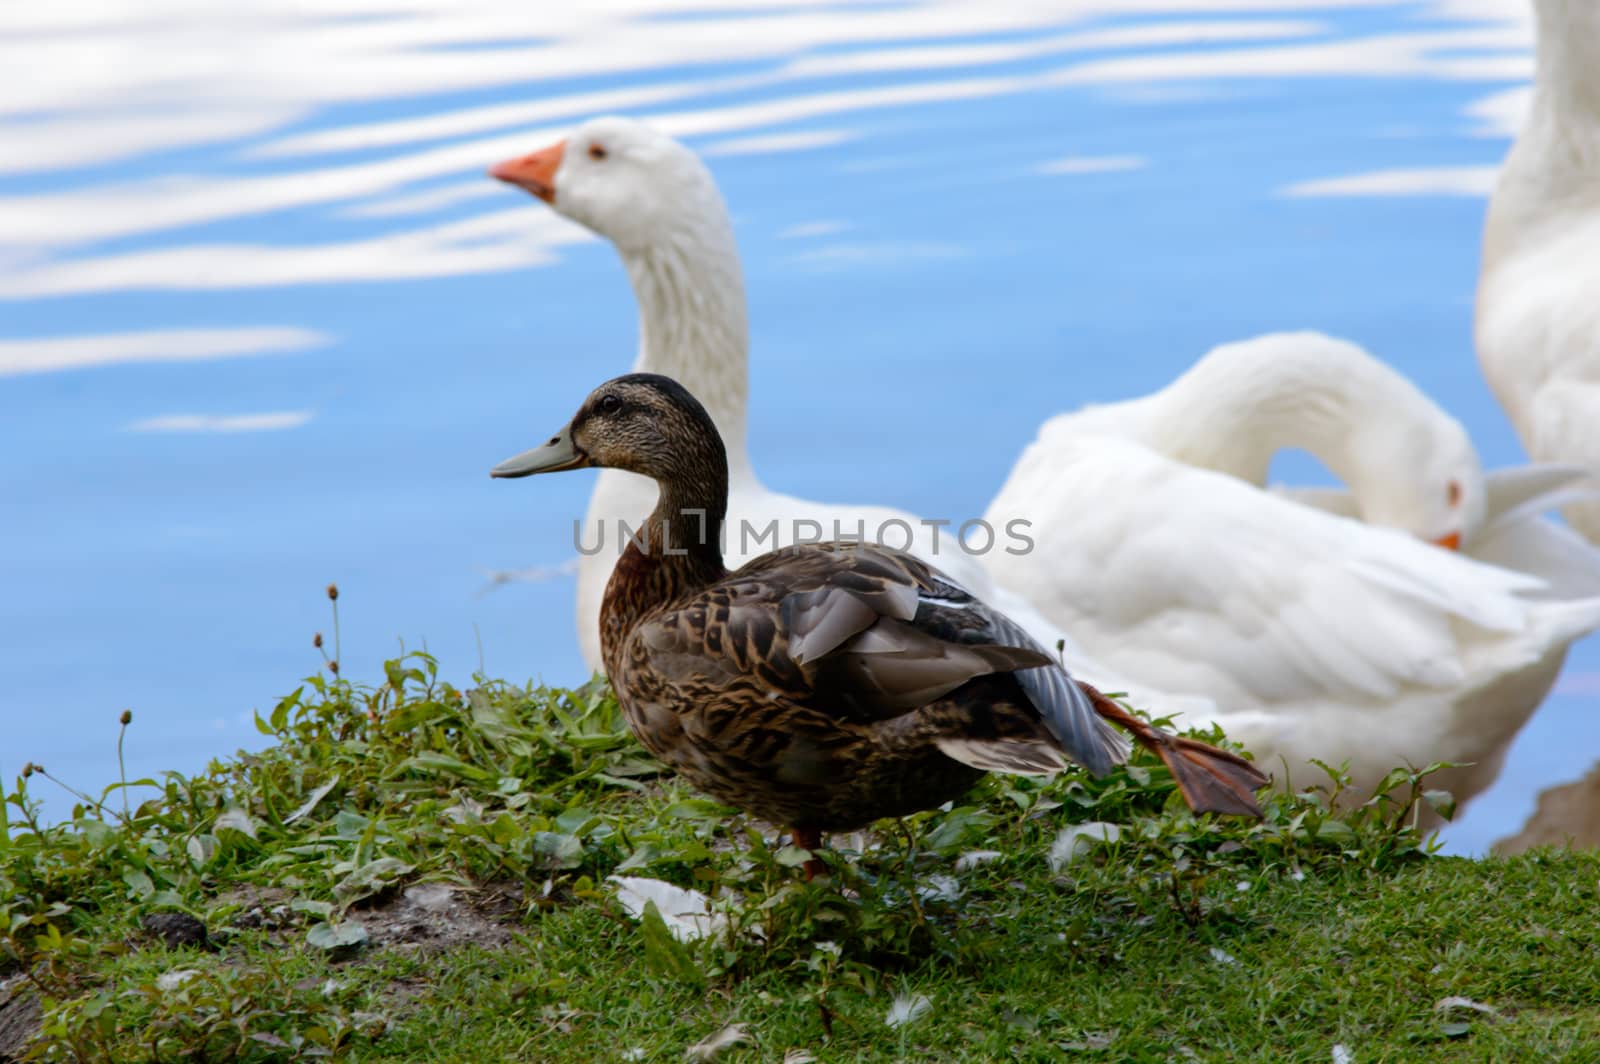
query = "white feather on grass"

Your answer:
(608, 875), (726, 943)
(885, 993), (932, 1029)
(1435, 996), (1500, 1020)
(917, 874), (962, 903)
(156, 969), (201, 991)
(684, 1023), (749, 1061)
(1047, 822), (1121, 871)
(954, 849), (1003, 872)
